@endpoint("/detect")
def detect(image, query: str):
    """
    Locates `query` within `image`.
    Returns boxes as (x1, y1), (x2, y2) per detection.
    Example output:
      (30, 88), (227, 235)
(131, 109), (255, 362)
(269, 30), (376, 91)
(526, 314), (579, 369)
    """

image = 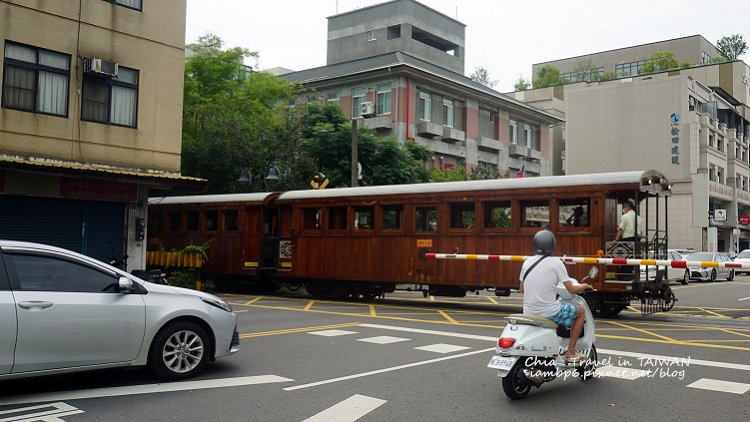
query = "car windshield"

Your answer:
(738, 251), (750, 258)
(687, 252), (714, 261)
